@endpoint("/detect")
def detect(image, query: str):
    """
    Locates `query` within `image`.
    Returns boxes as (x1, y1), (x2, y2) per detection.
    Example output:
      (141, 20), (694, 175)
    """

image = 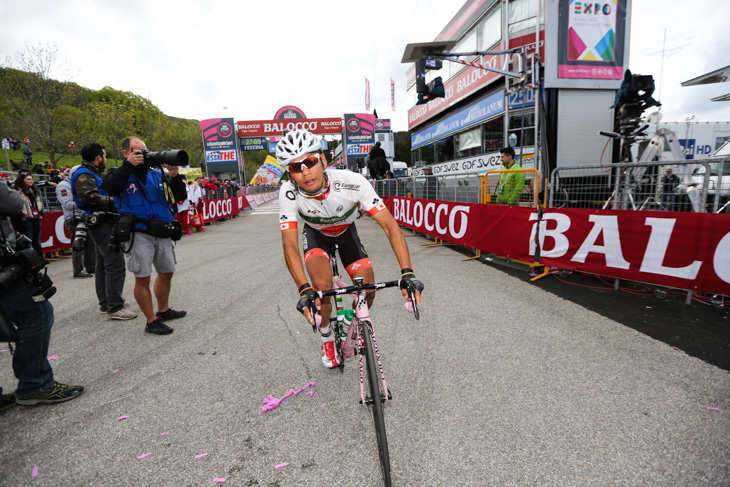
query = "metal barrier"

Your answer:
(548, 160), (712, 212)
